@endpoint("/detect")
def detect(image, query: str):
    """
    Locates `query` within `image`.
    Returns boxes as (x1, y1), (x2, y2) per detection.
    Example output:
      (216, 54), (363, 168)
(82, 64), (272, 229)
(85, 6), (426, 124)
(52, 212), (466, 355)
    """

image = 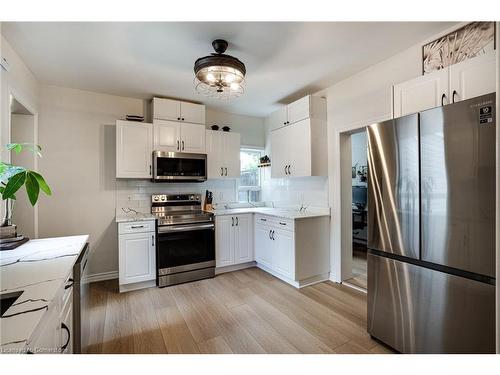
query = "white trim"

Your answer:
(84, 270), (118, 284)
(342, 281), (367, 294)
(256, 263), (329, 289)
(215, 261), (256, 275)
(119, 279), (156, 293)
